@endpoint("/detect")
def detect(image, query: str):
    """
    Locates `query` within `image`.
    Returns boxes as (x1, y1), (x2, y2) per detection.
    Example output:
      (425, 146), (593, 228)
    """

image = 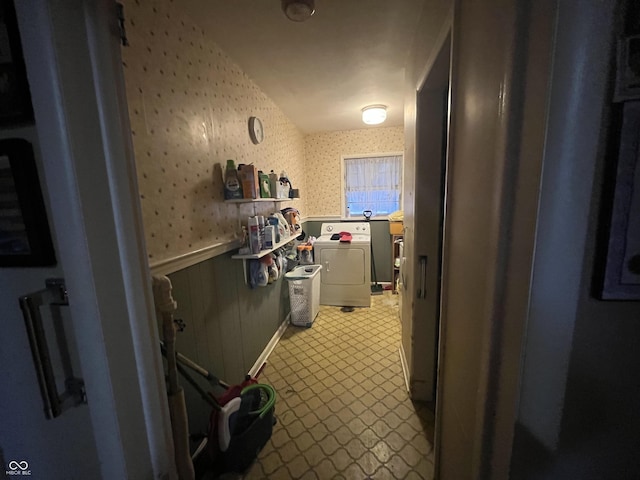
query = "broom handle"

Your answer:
(153, 276), (194, 480)
(154, 277), (180, 394)
(362, 210), (378, 284)
(163, 312), (179, 395)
